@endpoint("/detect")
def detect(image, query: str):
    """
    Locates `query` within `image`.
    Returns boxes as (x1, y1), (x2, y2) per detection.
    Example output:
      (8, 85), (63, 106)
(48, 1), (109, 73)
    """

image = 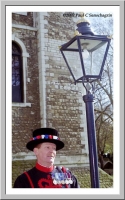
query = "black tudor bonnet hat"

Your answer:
(26, 128), (64, 151)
